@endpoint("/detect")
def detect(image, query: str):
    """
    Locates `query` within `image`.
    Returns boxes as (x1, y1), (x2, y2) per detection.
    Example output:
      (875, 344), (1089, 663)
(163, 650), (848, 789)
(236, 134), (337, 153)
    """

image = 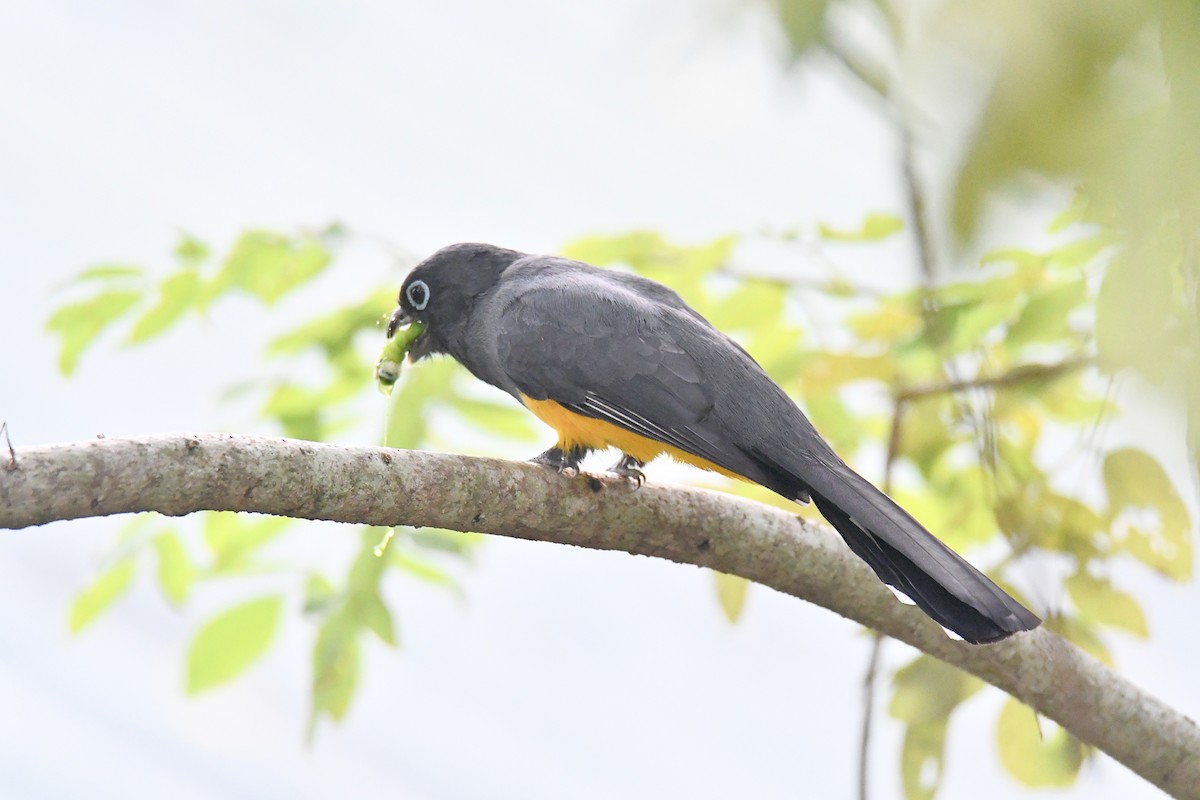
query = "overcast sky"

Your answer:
(2, 2), (1197, 799)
